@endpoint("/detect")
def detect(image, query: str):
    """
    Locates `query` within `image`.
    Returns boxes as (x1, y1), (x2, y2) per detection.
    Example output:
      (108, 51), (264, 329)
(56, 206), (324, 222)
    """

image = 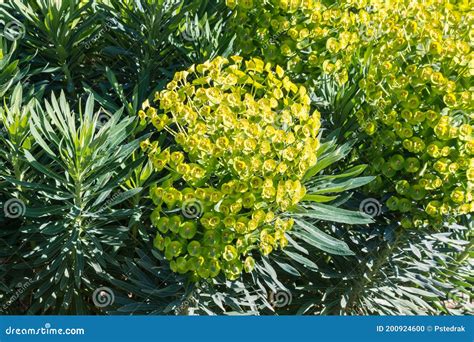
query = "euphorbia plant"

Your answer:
(352, 1), (473, 227)
(225, 0), (369, 85)
(226, 0), (474, 227)
(140, 56), (320, 280)
(139, 56), (373, 281)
